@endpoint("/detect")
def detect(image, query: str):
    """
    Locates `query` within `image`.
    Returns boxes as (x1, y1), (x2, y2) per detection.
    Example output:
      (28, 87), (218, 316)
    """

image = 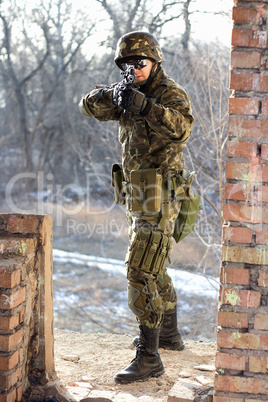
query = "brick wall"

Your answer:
(214, 0), (268, 400)
(0, 214), (55, 402)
